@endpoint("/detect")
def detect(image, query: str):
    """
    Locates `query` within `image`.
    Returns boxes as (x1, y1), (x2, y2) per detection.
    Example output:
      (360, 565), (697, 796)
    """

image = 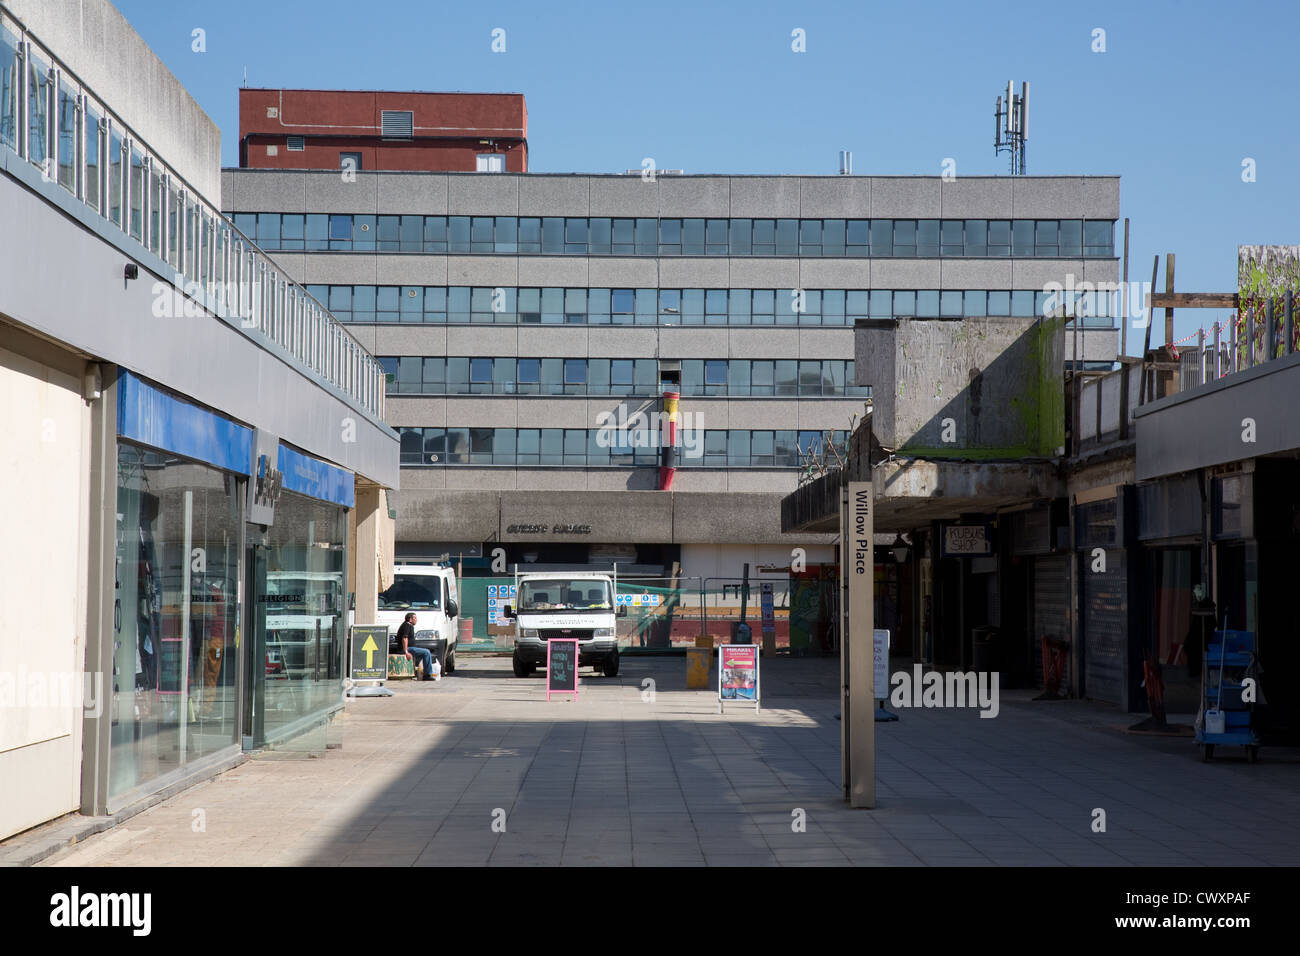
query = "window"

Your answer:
(476, 153), (505, 172)
(286, 135), (305, 151)
(1084, 220), (1113, 257)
